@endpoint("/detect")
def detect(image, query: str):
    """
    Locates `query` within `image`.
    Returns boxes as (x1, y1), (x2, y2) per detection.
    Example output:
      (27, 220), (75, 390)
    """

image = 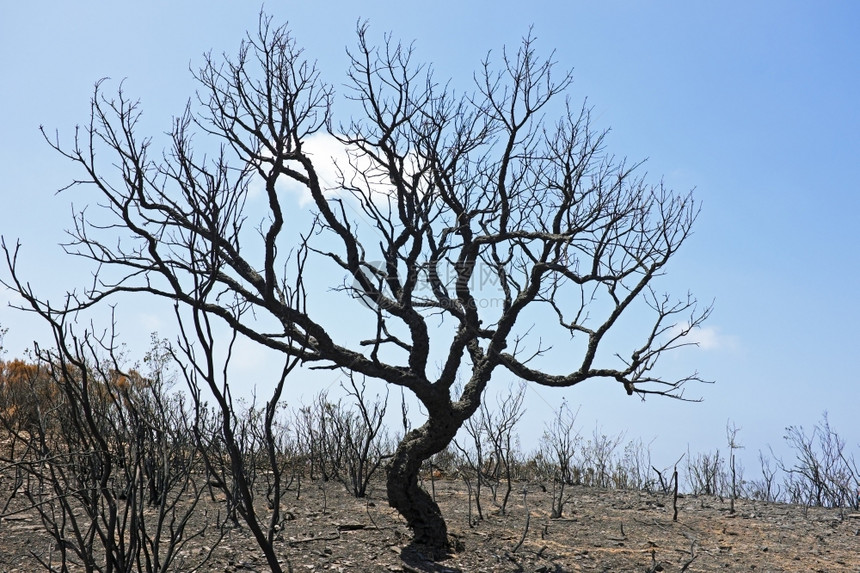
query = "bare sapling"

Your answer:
(541, 401), (581, 518)
(779, 412), (859, 509)
(581, 425), (624, 488)
(726, 421), (744, 513)
(453, 413), (489, 522)
(333, 375), (391, 498)
(171, 306), (299, 573)
(480, 382), (526, 515)
(685, 446), (724, 497)
(749, 450), (781, 503)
